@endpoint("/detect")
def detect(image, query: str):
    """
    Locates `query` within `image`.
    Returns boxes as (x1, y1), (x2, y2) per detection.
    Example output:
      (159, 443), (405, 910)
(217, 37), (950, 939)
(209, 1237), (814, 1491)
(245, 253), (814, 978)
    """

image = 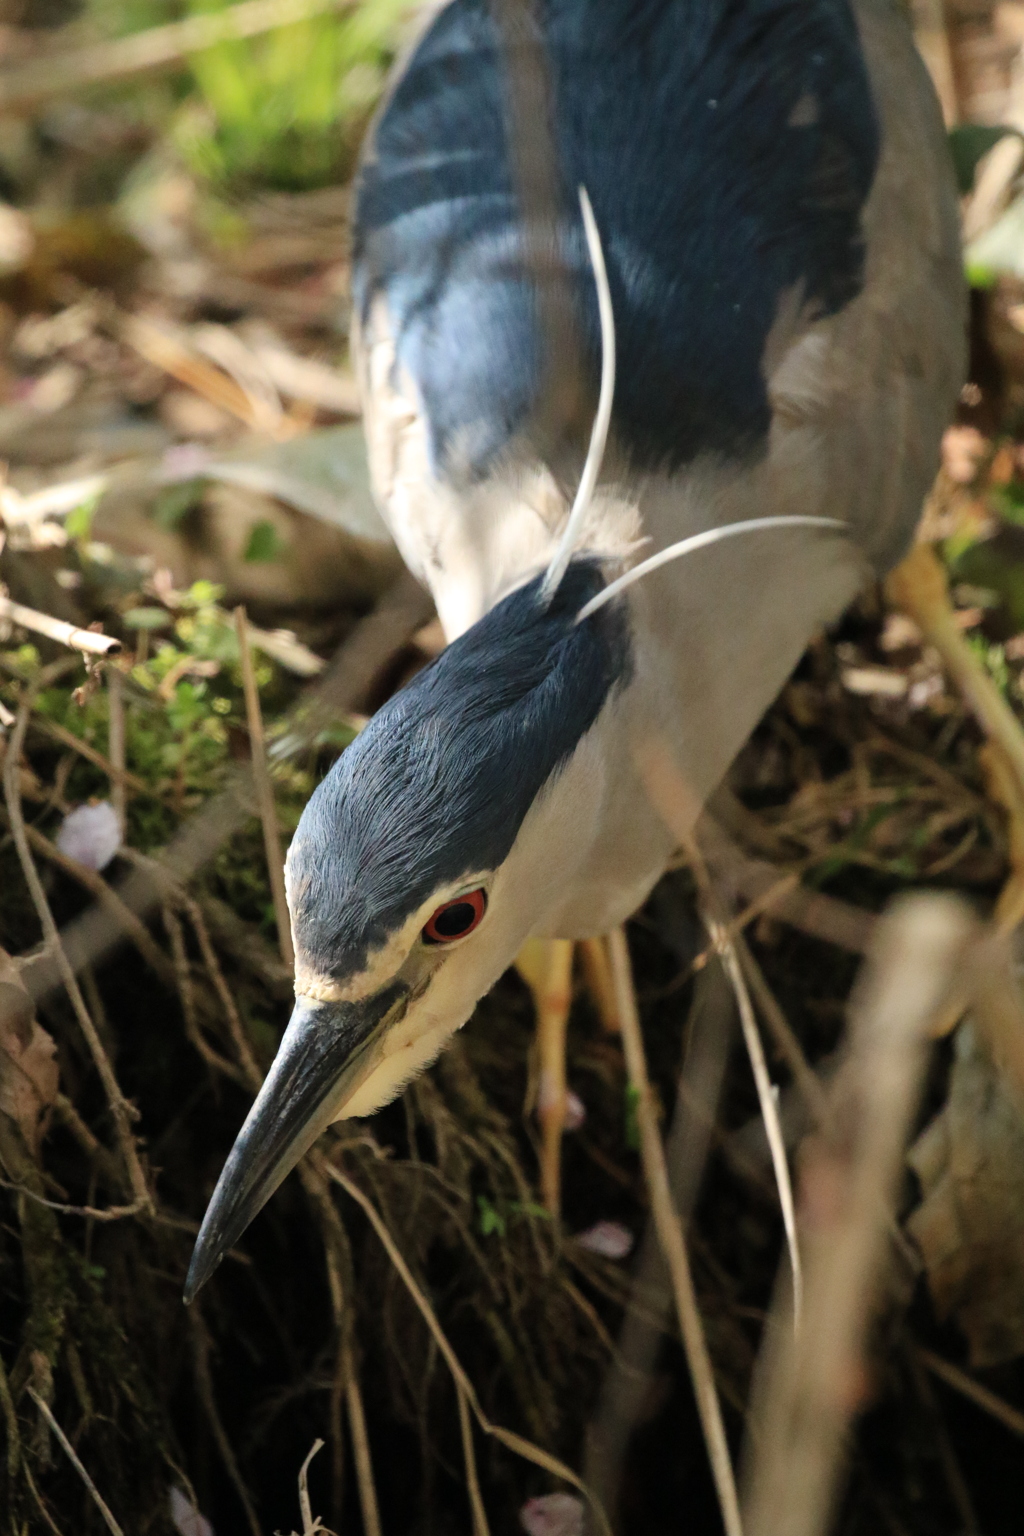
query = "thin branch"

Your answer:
(0, 595), (119, 657)
(107, 667), (126, 835)
(163, 904), (250, 1090)
(1, 811), (174, 987)
(3, 692), (150, 1210)
(297, 1438), (325, 1535)
(741, 896), (973, 1536)
(607, 926), (744, 1536)
(327, 1163), (612, 1536)
(343, 1348), (382, 1536)
(26, 1387), (123, 1536)
(235, 606), (294, 969)
(0, 1338), (20, 1479)
(189, 1312), (262, 1536)
(182, 895), (264, 1092)
(28, 712), (152, 799)
(918, 1346), (1024, 1439)
(22, 1460), (66, 1536)
(585, 955), (734, 1522)
(716, 938), (802, 1318)
(636, 739), (802, 1321)
(457, 1385), (491, 1536)
(734, 934), (828, 1123)
(0, 1177), (144, 1222)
